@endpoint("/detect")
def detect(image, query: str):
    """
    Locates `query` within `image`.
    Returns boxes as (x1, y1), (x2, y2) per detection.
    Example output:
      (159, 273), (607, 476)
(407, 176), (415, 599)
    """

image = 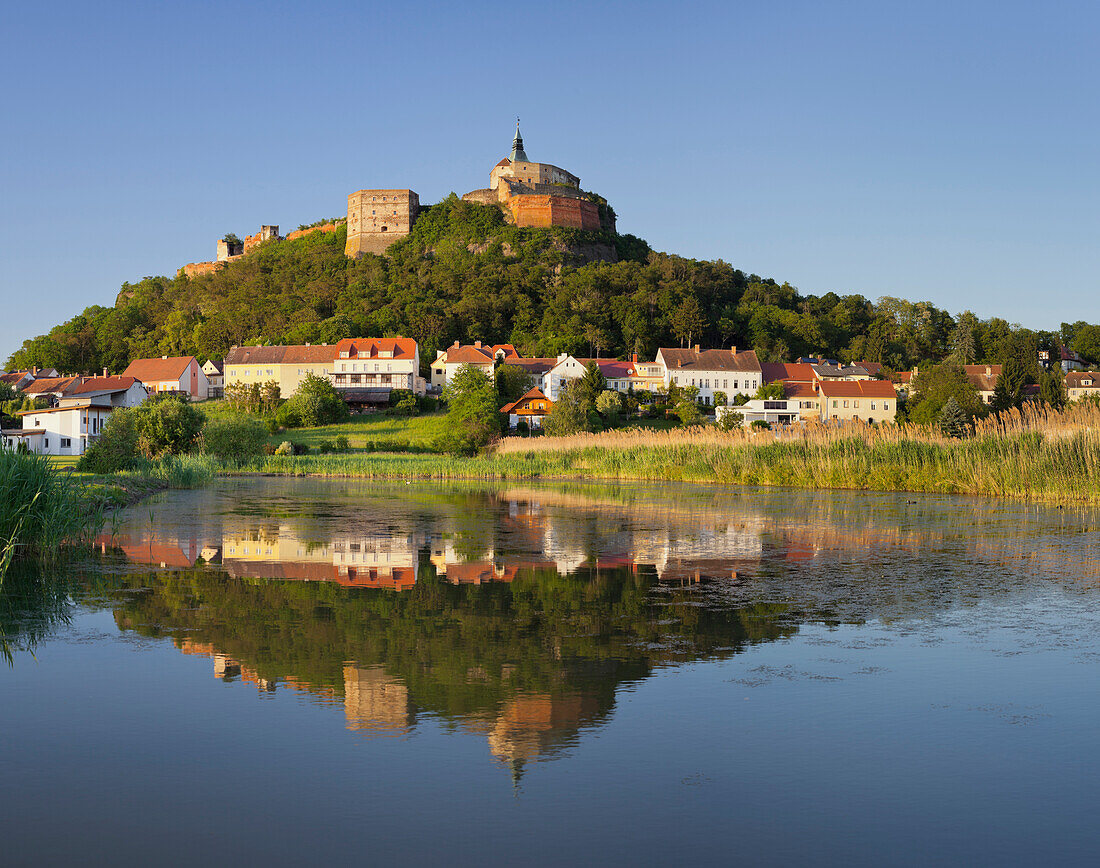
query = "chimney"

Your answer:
(162, 355), (168, 360)
(452, 341), (460, 349)
(475, 340), (482, 348)
(305, 342), (310, 347)
(32, 366), (38, 376)
(730, 345), (737, 355)
(986, 366), (992, 376)
(103, 367), (108, 377)
(632, 353), (638, 364)
(694, 344), (700, 354)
